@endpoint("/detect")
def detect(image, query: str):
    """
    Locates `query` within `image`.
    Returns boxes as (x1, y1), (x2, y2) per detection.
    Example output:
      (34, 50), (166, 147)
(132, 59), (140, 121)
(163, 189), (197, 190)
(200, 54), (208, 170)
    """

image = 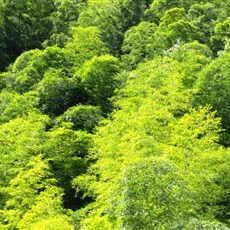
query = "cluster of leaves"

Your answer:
(0, 0), (230, 229)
